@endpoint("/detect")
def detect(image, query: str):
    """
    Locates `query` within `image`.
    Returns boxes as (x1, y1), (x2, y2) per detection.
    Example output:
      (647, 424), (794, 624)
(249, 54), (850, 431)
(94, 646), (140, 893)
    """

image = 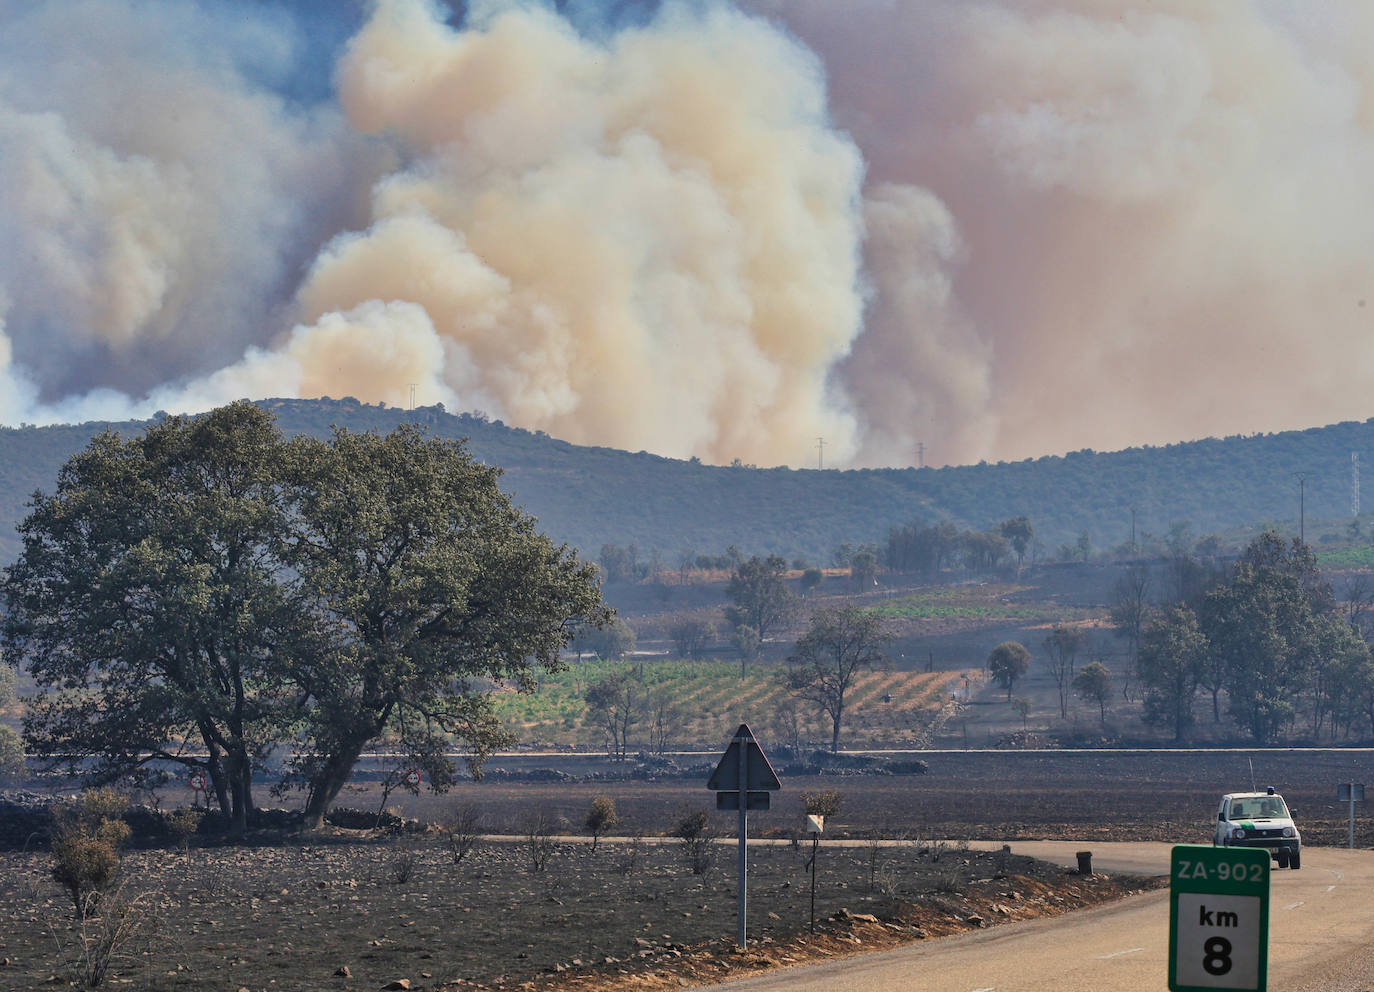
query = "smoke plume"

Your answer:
(3, 0), (1374, 468)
